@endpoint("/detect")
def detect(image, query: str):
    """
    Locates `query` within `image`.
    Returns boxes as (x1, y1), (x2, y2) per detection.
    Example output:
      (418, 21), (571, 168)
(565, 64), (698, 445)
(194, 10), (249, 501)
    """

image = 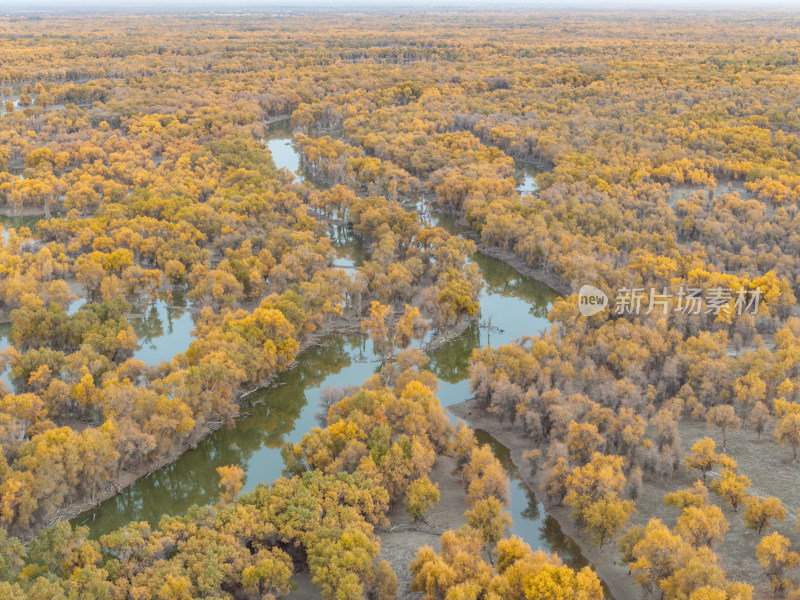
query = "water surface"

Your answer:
(516, 163), (541, 195)
(73, 134), (609, 596)
(131, 291), (195, 365)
